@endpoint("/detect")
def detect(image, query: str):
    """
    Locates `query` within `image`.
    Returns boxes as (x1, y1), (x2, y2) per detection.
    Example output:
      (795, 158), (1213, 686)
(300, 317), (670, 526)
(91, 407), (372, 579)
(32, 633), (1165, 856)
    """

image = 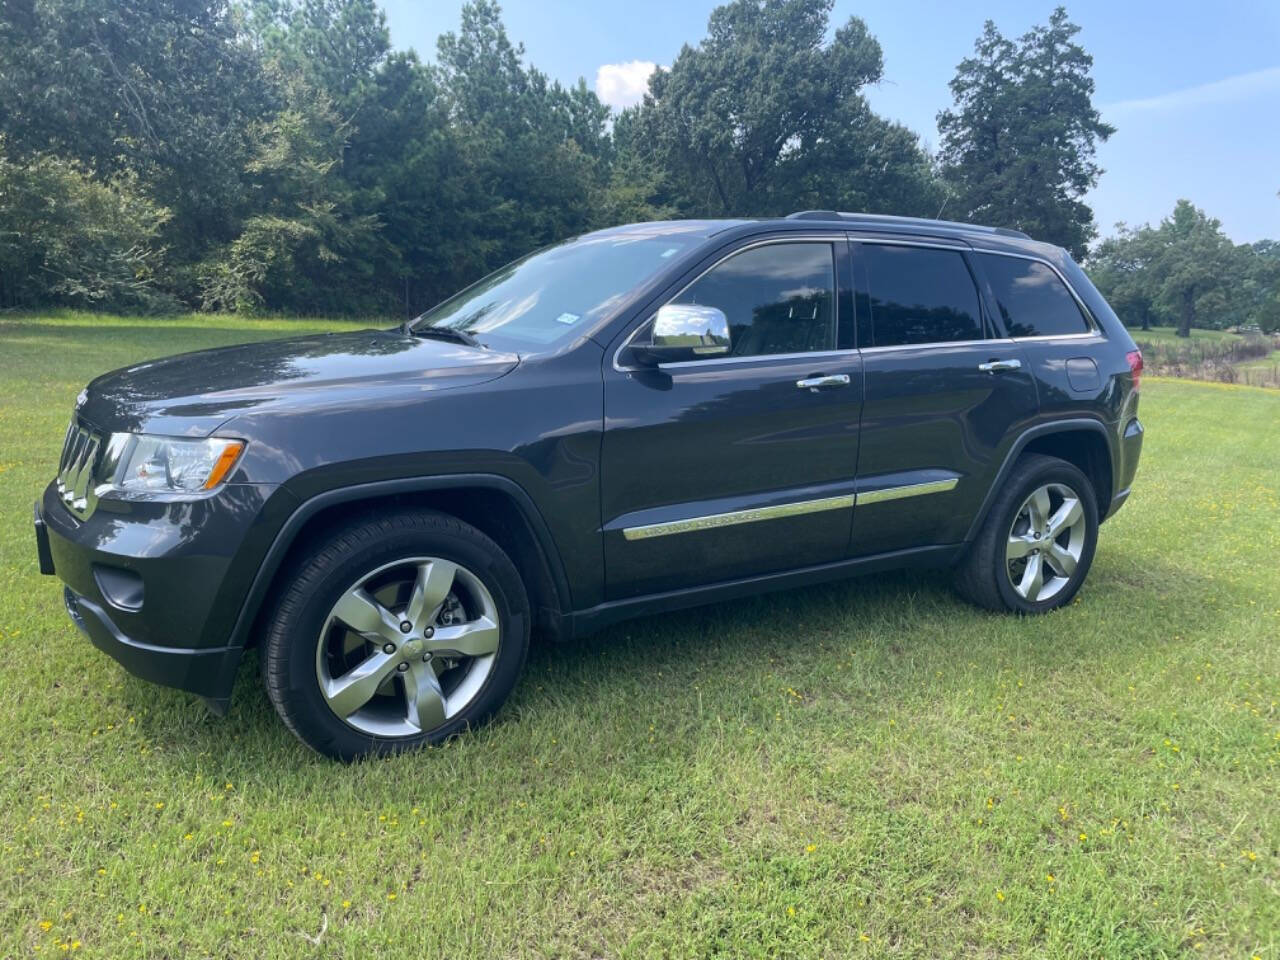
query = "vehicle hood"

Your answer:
(77, 329), (520, 436)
